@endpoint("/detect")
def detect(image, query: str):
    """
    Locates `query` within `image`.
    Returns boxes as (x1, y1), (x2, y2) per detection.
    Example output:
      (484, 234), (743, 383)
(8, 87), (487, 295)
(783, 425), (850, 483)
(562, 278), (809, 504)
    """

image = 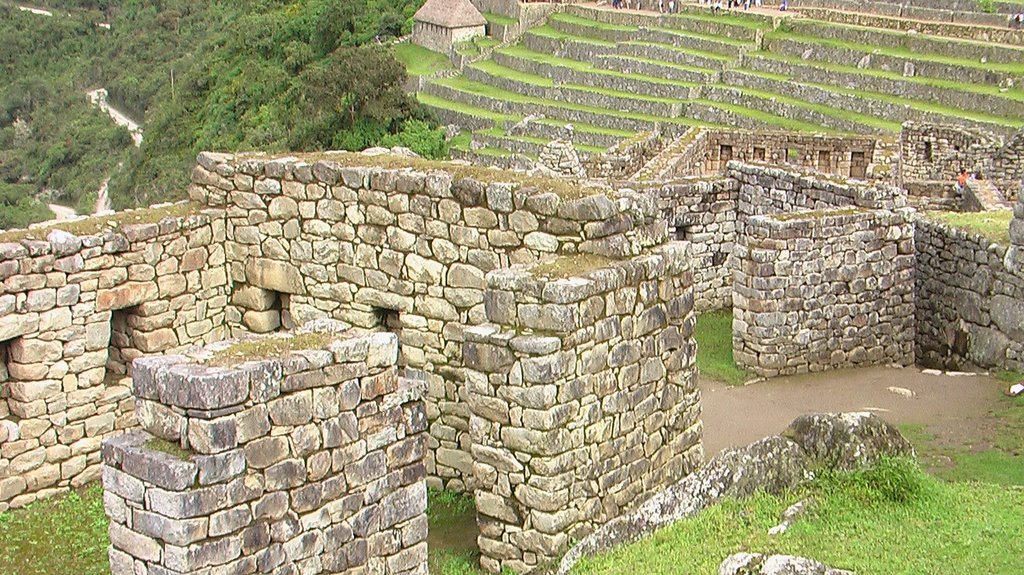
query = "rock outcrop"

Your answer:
(720, 553), (855, 575)
(556, 412), (914, 575)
